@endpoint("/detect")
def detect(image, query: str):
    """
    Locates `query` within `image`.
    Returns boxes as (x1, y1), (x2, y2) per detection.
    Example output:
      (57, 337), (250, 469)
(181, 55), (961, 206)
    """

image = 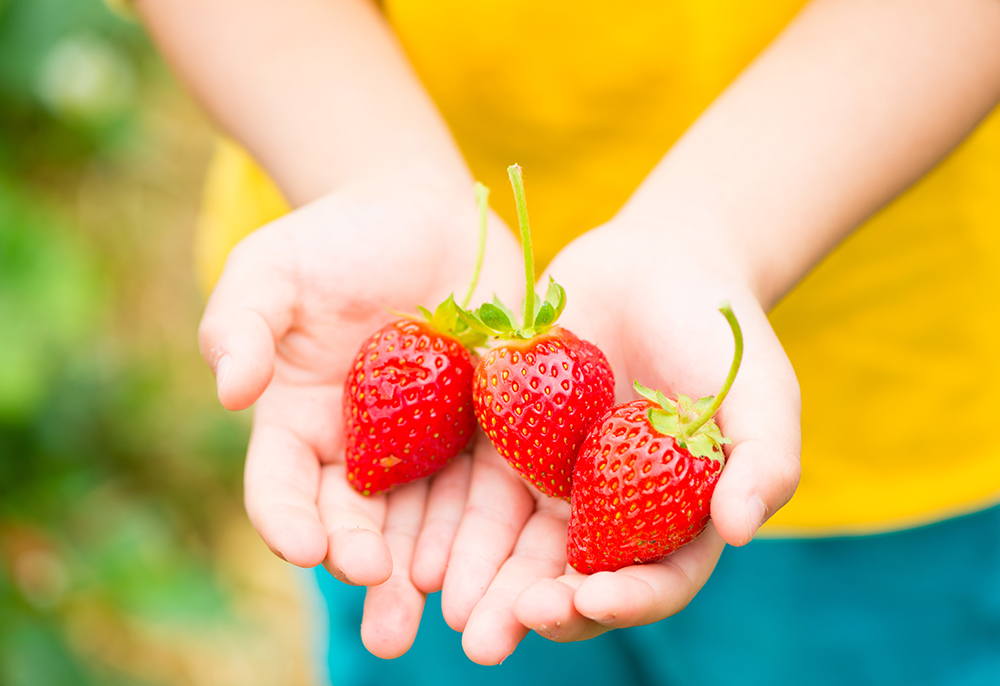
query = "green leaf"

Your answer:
(492, 296), (520, 329)
(694, 396), (715, 413)
(683, 417), (730, 465)
(684, 434), (716, 458)
(478, 302), (515, 333)
(459, 309), (493, 336)
(416, 305), (434, 322)
(647, 409), (681, 437)
(633, 380), (678, 413)
(431, 295), (459, 332)
(533, 301), (556, 329)
(454, 327), (488, 350)
(545, 278), (566, 321)
(655, 390), (676, 413)
(633, 380), (659, 403)
(523, 292), (543, 325)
